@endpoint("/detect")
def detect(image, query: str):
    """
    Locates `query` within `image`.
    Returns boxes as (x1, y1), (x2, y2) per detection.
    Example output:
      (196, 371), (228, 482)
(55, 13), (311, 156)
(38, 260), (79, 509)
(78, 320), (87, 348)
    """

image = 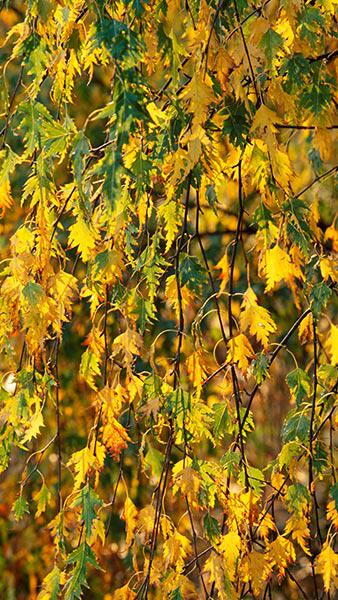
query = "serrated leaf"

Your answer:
(310, 282), (332, 317)
(286, 368), (311, 407)
(204, 512), (221, 541)
(72, 486), (103, 537)
(22, 281), (45, 305)
(64, 542), (100, 600)
(12, 496), (30, 520)
(240, 287), (276, 348)
(37, 566), (61, 600)
(213, 403), (231, 438)
(34, 483), (51, 517)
